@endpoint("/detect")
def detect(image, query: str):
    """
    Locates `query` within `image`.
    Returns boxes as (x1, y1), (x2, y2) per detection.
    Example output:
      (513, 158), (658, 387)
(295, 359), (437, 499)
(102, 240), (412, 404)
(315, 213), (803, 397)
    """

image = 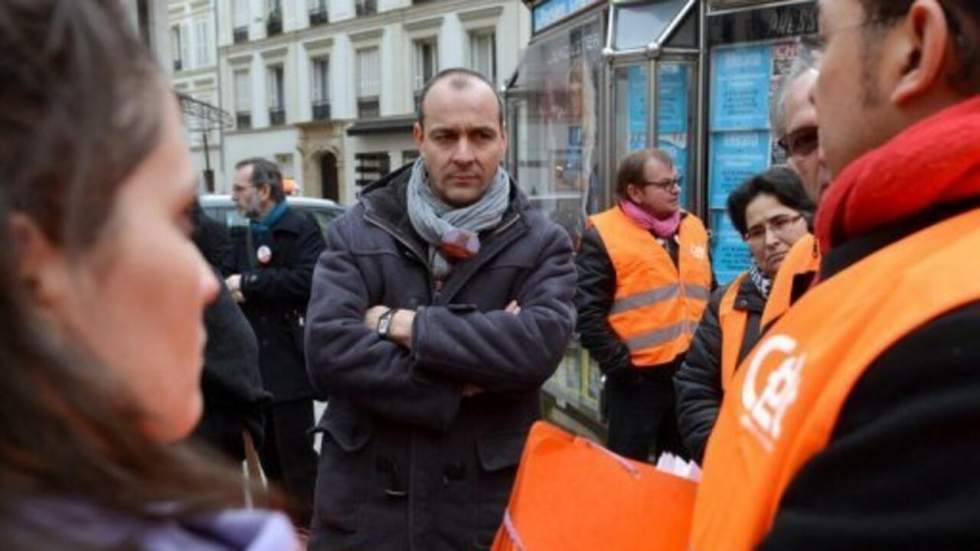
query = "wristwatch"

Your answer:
(377, 308), (396, 339)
